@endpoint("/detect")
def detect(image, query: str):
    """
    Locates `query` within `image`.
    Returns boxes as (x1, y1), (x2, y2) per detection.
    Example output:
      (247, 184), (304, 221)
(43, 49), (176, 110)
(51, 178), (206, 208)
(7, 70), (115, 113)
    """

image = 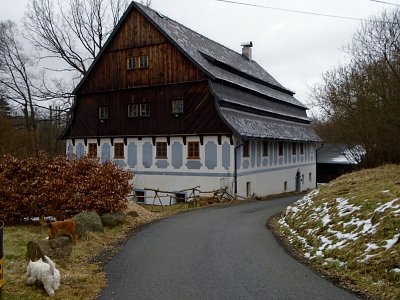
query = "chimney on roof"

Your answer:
(241, 41), (253, 61)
